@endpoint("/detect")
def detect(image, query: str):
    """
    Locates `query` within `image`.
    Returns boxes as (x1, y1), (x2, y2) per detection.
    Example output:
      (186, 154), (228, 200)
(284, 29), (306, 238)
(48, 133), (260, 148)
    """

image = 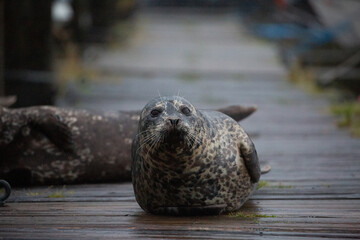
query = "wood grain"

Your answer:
(1, 10), (360, 240)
